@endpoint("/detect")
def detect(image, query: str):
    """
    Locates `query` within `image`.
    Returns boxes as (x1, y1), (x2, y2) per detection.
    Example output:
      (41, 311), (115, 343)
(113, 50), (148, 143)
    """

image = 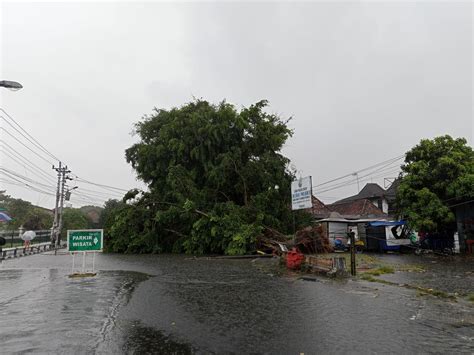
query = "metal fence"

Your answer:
(0, 230), (54, 260)
(0, 229), (52, 248)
